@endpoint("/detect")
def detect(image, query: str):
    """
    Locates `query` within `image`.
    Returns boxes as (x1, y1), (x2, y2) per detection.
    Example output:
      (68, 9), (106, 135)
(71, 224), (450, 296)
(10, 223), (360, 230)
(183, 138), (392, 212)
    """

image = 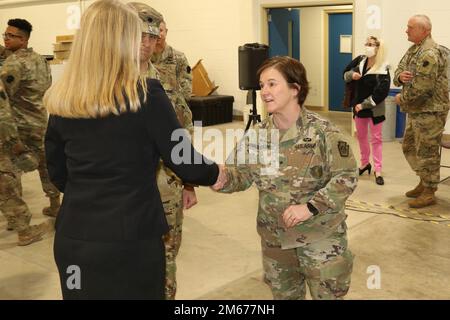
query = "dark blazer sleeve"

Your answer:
(44, 115), (67, 193)
(343, 55), (364, 81)
(371, 70), (391, 105)
(143, 79), (219, 186)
